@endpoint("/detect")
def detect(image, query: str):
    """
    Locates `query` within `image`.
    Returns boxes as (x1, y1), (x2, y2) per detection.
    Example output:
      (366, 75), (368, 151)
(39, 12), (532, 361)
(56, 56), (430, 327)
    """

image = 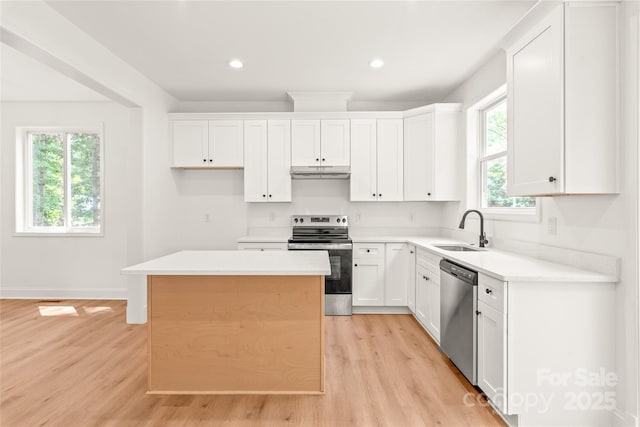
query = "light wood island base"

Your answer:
(147, 274), (324, 395)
